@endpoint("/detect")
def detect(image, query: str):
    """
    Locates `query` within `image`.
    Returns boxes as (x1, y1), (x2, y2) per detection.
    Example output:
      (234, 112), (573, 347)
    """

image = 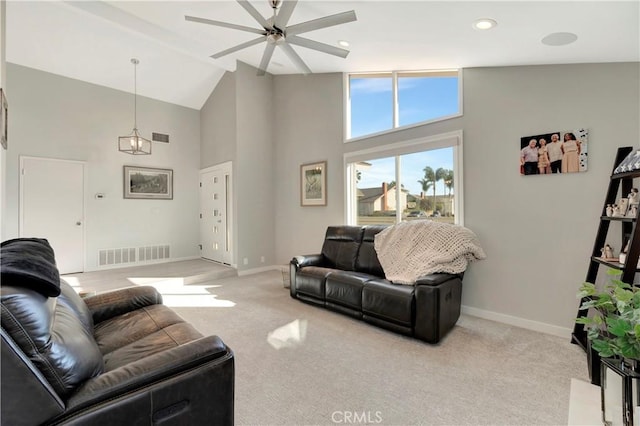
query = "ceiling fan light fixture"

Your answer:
(118, 58), (151, 155)
(473, 18), (497, 30)
(267, 32), (285, 45)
